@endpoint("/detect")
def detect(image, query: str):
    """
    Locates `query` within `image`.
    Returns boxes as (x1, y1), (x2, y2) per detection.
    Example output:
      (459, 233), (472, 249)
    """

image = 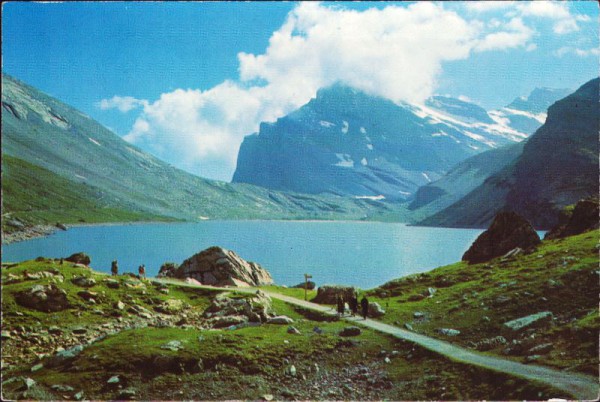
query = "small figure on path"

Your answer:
(138, 264), (146, 279)
(336, 295), (345, 317)
(59, 258), (64, 265)
(350, 293), (358, 316)
(361, 295), (369, 320)
(111, 260), (119, 276)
